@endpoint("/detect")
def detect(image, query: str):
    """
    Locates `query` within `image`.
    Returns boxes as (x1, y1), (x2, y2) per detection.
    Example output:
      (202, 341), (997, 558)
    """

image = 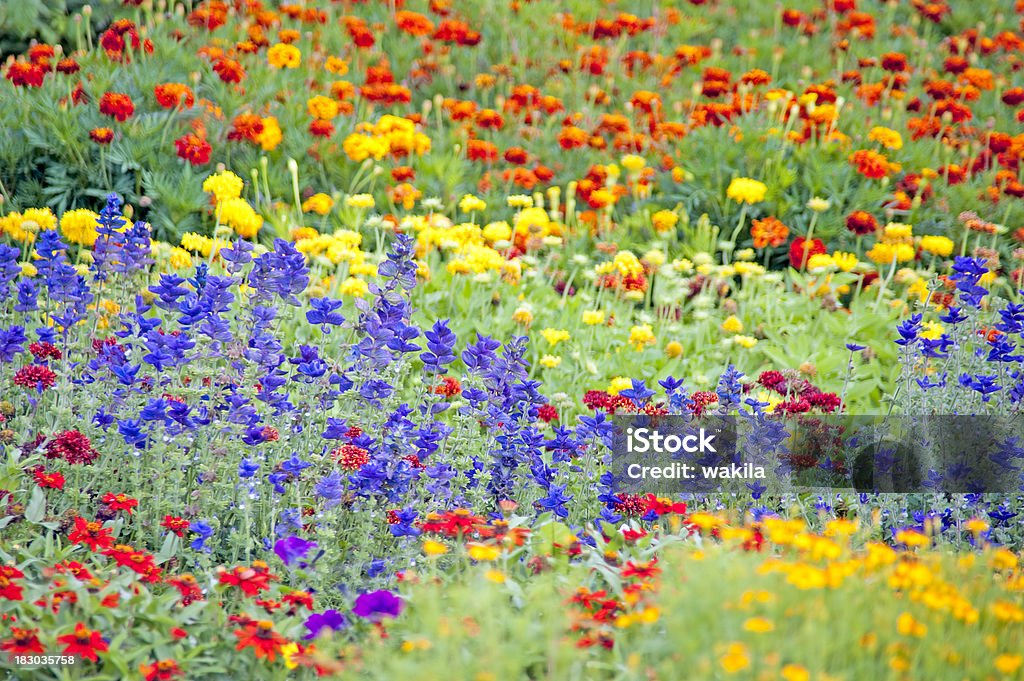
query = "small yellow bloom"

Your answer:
(806, 196), (830, 212)
(920, 235), (954, 257)
(721, 315), (744, 333)
(781, 664), (810, 681)
(302, 193), (334, 215)
(339, 276), (369, 297)
(607, 376), (633, 395)
(920, 321), (944, 340)
(541, 328), (571, 346)
(742, 617), (774, 633)
(733, 335), (758, 349)
(869, 126), (903, 150)
(484, 569), (506, 584)
(280, 642), (300, 670)
(539, 354), (562, 368)
(628, 324), (656, 351)
(720, 643), (750, 673)
(422, 539), (448, 556)
(995, 654), (1023, 675)
(459, 194), (486, 213)
(665, 340), (683, 358)
(726, 177), (767, 204)
(346, 194), (375, 210)
(582, 310), (605, 326)
(831, 251), (859, 272)
(512, 307), (533, 326)
(896, 612), (927, 638)
(621, 154), (646, 173)
(307, 95), (339, 120)
(202, 170), (244, 203)
(467, 543), (501, 562)
(267, 43), (301, 69)
(651, 209), (679, 233)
